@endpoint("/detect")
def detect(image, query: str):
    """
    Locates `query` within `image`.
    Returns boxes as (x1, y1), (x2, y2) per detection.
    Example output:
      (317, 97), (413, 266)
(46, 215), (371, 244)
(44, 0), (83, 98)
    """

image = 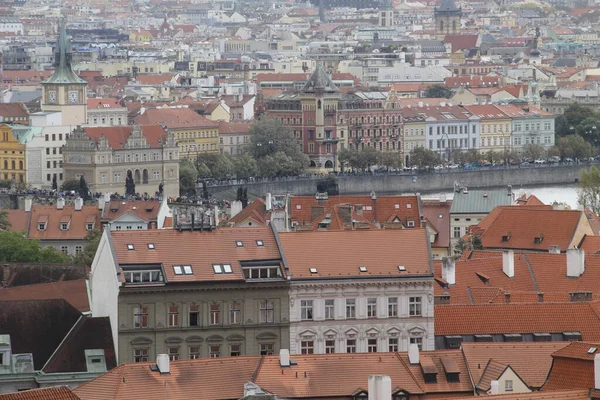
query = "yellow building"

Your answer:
(0, 124), (26, 185)
(401, 114), (427, 164)
(136, 107), (220, 158)
(463, 105), (512, 154)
